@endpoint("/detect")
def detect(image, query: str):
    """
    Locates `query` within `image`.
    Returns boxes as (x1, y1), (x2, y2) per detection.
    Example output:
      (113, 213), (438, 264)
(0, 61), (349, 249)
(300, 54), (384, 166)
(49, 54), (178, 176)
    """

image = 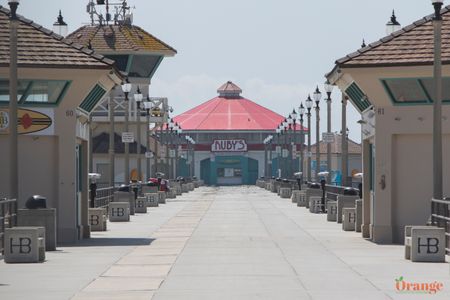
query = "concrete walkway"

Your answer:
(1, 186), (449, 299)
